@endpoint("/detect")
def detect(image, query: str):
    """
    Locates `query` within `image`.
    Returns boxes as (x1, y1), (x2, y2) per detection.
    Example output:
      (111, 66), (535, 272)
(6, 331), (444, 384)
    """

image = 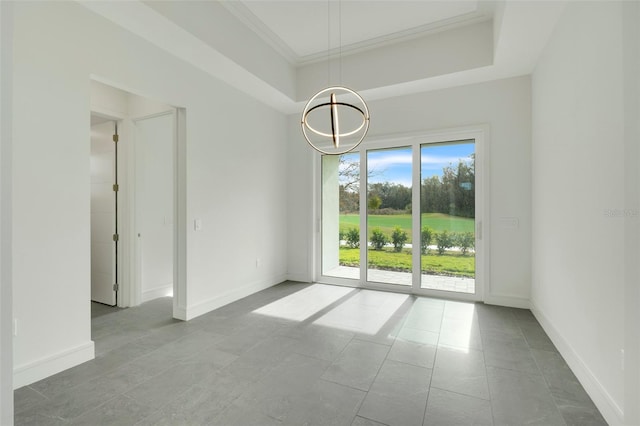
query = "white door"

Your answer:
(90, 120), (117, 305)
(136, 113), (174, 303)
